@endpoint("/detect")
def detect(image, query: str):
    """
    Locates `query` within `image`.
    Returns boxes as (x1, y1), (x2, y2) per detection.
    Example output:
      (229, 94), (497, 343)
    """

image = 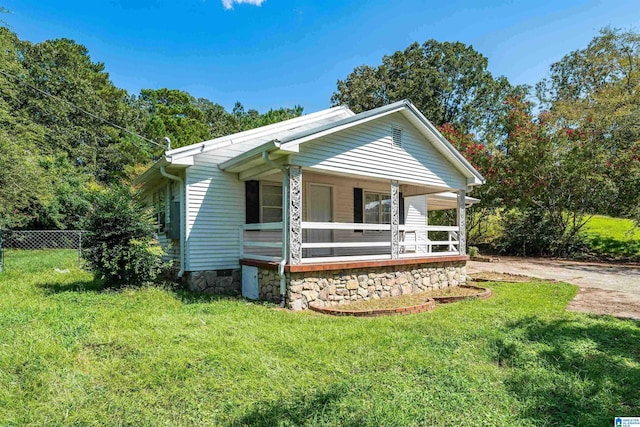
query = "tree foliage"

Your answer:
(0, 25), (303, 229)
(537, 27), (640, 221)
(332, 40), (526, 142)
(495, 96), (616, 256)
